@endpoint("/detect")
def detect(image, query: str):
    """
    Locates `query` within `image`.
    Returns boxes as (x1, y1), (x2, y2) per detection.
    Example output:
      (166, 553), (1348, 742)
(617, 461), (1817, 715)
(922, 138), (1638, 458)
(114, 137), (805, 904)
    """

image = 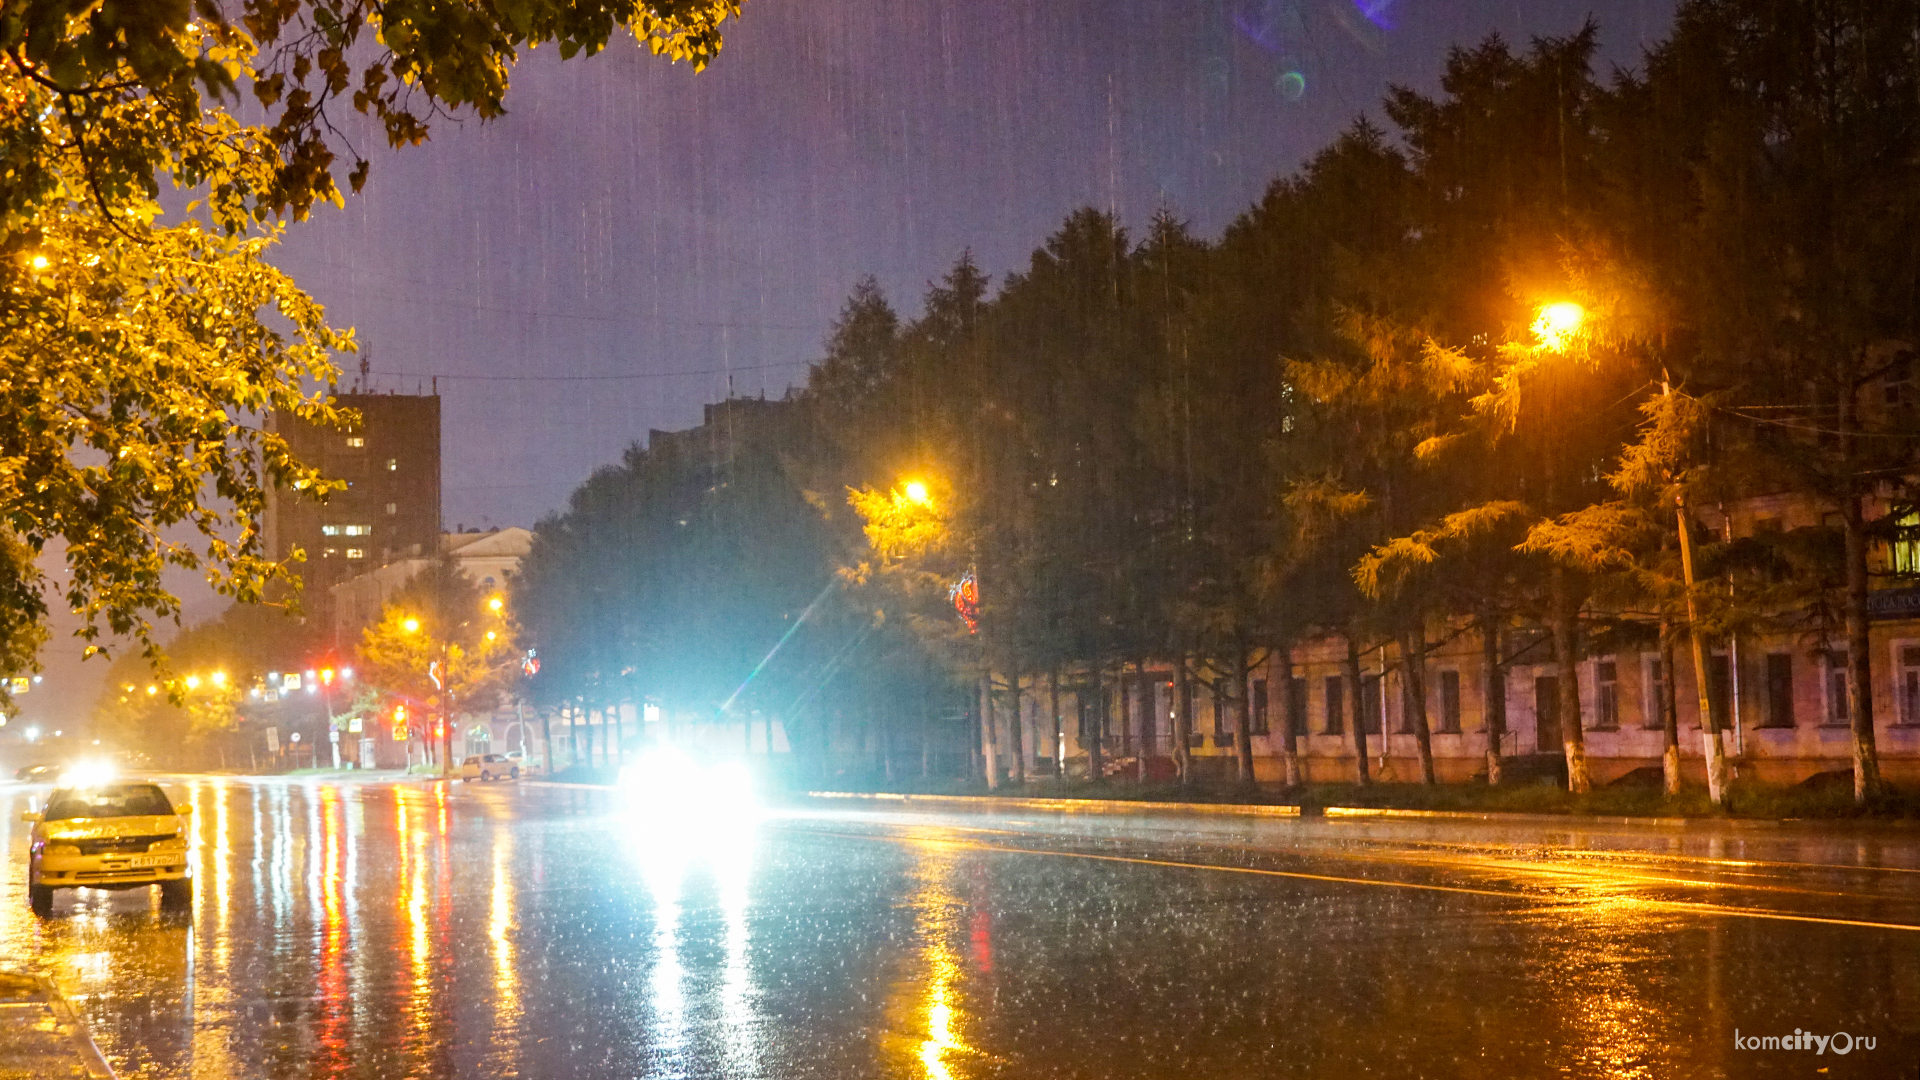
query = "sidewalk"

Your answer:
(0, 971), (115, 1079)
